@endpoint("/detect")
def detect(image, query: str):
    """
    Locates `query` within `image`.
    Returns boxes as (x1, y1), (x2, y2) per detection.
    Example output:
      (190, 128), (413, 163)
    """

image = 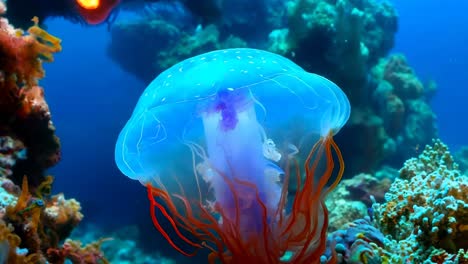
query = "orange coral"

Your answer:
(0, 219), (42, 263)
(45, 193), (83, 227)
(35, 175), (53, 199)
(6, 176), (31, 219)
(0, 16), (61, 117)
(0, 17), (61, 87)
(43, 192), (83, 245)
(18, 85), (49, 117)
